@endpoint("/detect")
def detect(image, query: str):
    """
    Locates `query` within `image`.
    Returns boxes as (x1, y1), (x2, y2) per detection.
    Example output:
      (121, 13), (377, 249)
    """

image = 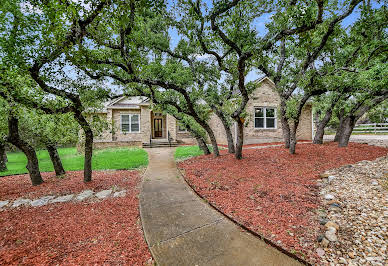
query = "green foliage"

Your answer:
(0, 147), (148, 177)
